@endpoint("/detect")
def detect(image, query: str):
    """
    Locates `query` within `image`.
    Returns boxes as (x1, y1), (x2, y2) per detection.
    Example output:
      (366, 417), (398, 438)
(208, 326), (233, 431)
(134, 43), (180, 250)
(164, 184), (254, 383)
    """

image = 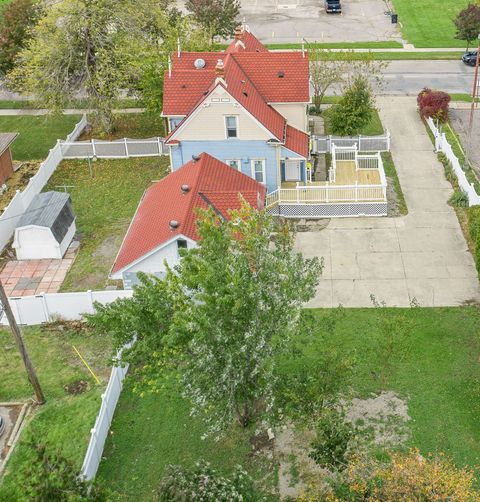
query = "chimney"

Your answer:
(215, 59), (225, 78)
(234, 25), (243, 41)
